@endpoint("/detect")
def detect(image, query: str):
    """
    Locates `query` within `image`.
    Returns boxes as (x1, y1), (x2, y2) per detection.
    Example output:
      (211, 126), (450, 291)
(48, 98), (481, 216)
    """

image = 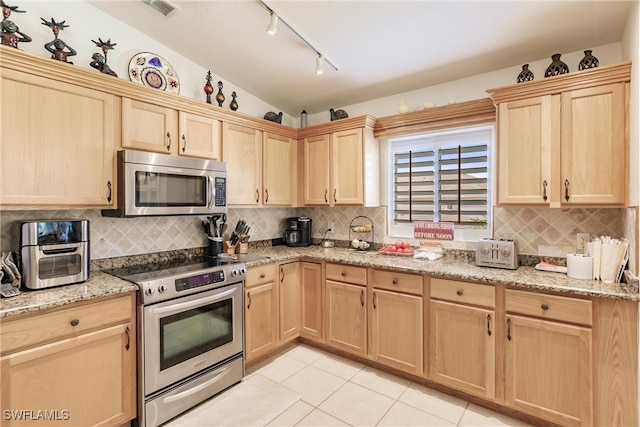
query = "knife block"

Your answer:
(223, 241), (236, 255)
(237, 242), (249, 254)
